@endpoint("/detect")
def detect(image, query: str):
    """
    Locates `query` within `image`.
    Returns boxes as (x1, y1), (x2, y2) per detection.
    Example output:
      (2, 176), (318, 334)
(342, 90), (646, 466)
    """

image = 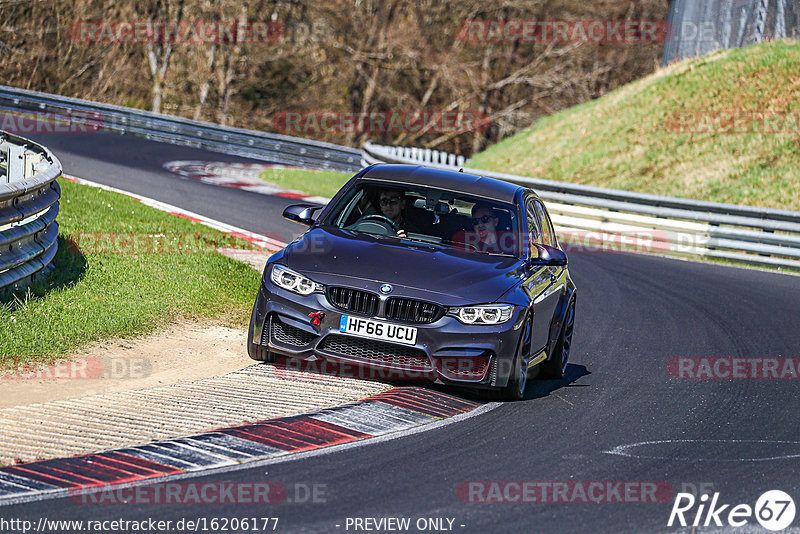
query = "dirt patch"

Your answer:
(0, 320), (253, 409)
(0, 248), (392, 465)
(217, 247), (271, 273)
(1, 248), (274, 410)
